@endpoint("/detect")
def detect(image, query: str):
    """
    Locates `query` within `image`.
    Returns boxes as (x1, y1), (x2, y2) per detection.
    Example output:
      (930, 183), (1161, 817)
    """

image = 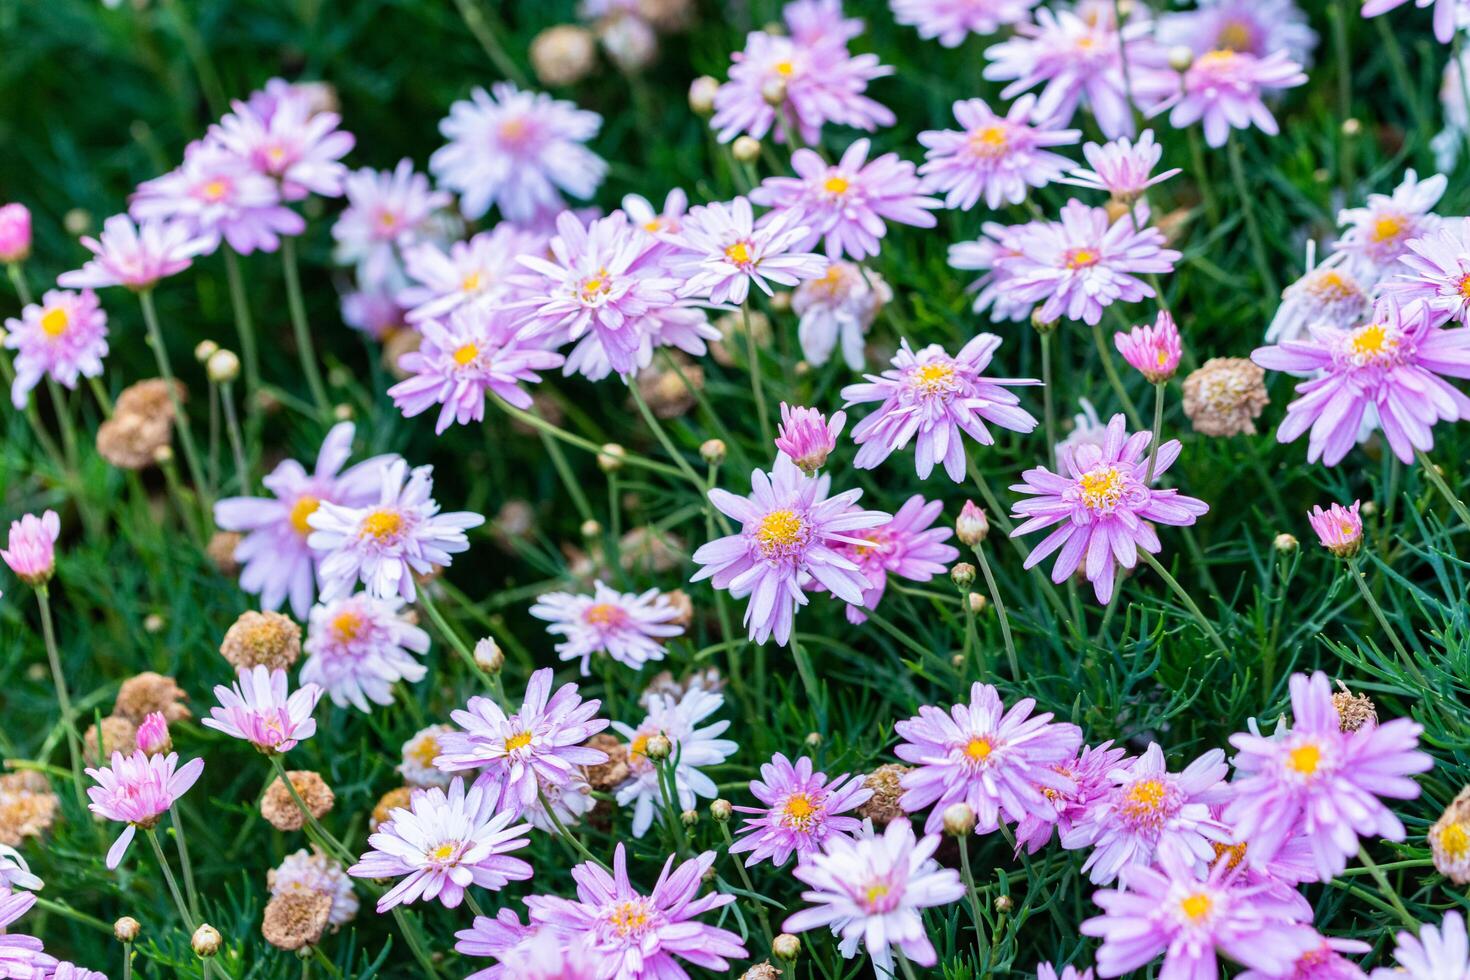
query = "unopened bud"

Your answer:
(580, 518), (602, 539)
(967, 592), (987, 614)
(804, 731), (822, 748)
(597, 443), (626, 472)
(114, 917), (141, 943)
(770, 291), (792, 313)
(152, 444), (174, 465)
(333, 403), (353, 421)
(192, 924), (222, 957)
(956, 501), (989, 546)
(942, 802), (976, 836)
(732, 136), (761, 163)
(772, 933), (801, 961)
(951, 562), (976, 590)
(1359, 500), (1378, 518)
(474, 637), (504, 674)
(700, 439), (727, 465)
(143, 613), (166, 634)
(689, 76), (719, 115)
(711, 799), (732, 822)
(1273, 533), (1298, 554)
(646, 733), (673, 761)
(1030, 310), (1059, 335)
(681, 808), (699, 827)
(760, 76), (787, 106)
(194, 340), (219, 363)
(1167, 45), (1194, 72)
(1342, 117), (1362, 137)
(207, 349), (240, 384)
(994, 894), (1014, 913)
